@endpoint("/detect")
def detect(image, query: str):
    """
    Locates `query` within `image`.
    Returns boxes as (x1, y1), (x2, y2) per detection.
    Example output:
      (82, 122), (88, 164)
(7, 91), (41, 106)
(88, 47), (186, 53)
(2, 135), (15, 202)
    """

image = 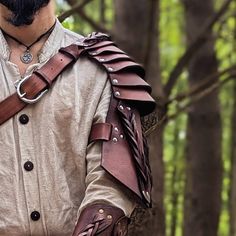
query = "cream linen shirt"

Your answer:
(0, 21), (135, 236)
